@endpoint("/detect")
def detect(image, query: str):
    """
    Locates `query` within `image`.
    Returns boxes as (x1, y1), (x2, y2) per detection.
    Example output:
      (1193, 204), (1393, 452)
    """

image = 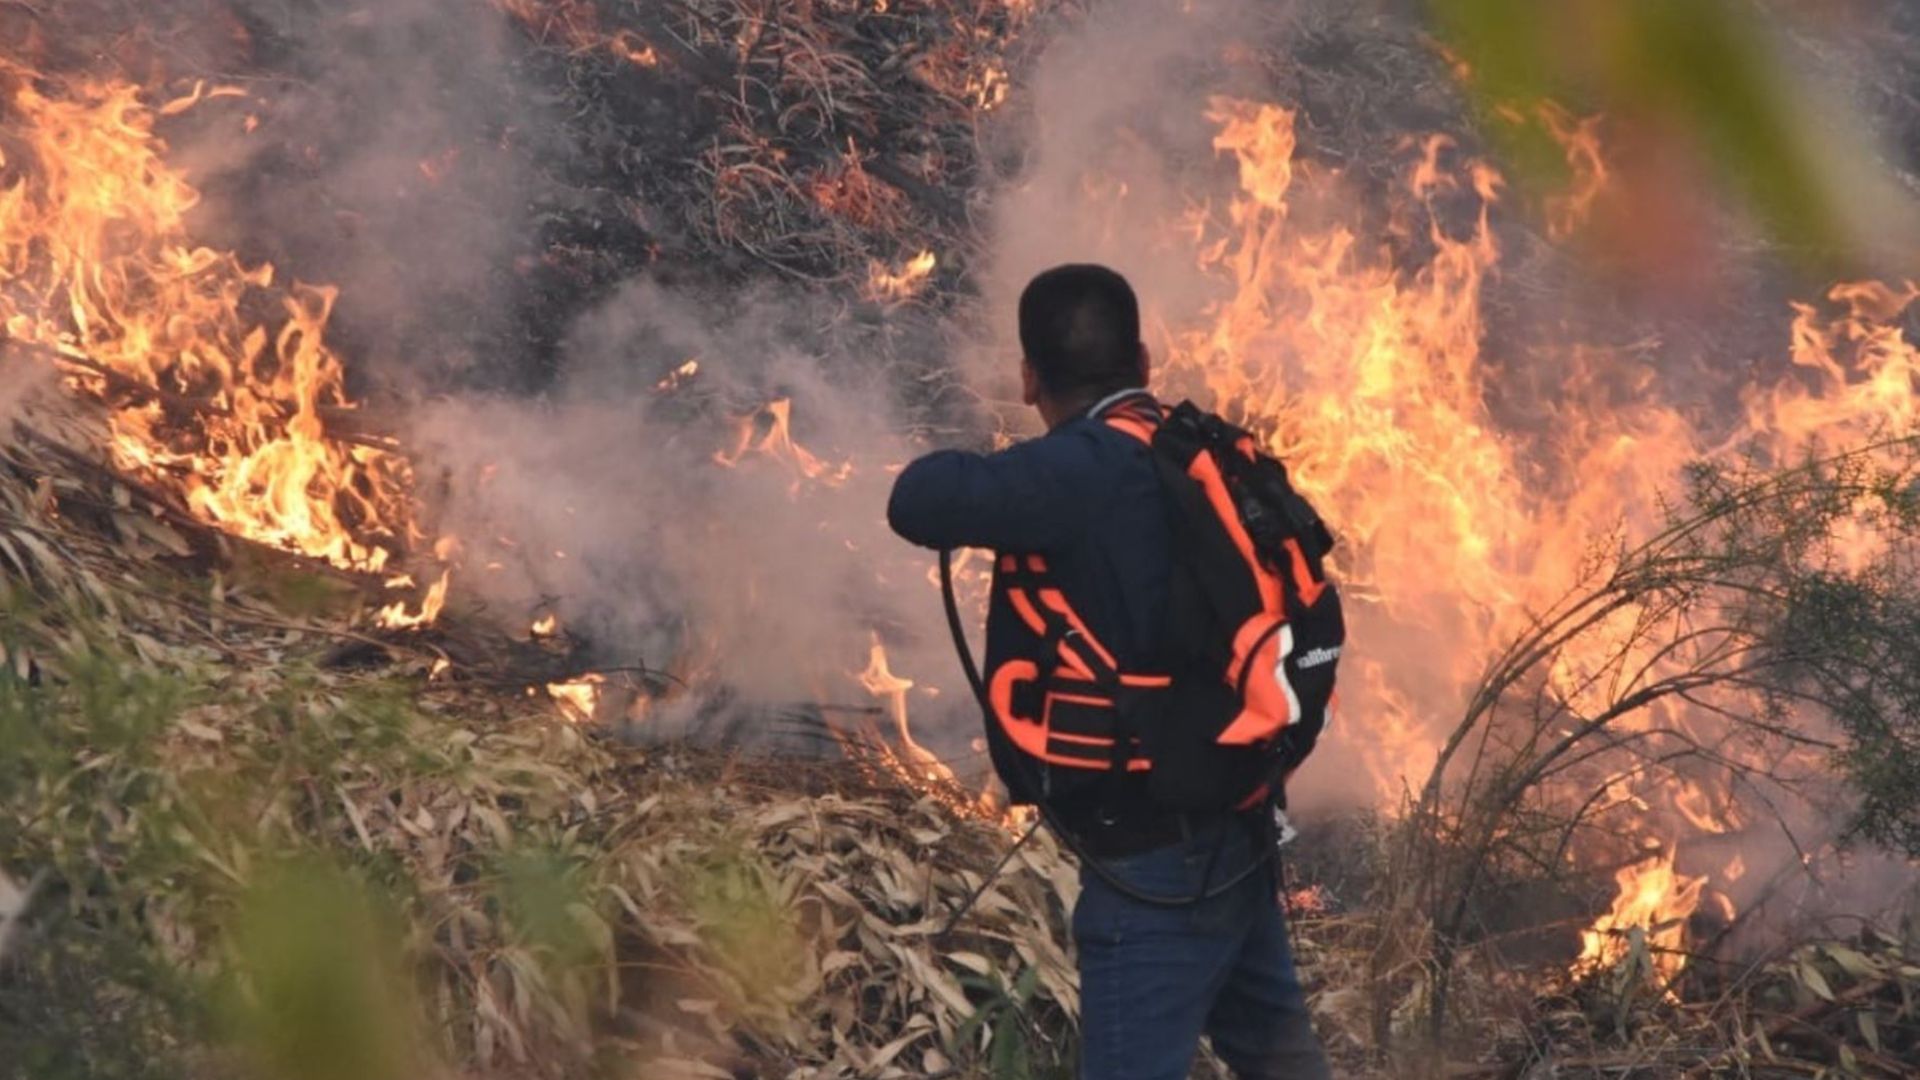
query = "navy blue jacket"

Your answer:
(888, 390), (1171, 811)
